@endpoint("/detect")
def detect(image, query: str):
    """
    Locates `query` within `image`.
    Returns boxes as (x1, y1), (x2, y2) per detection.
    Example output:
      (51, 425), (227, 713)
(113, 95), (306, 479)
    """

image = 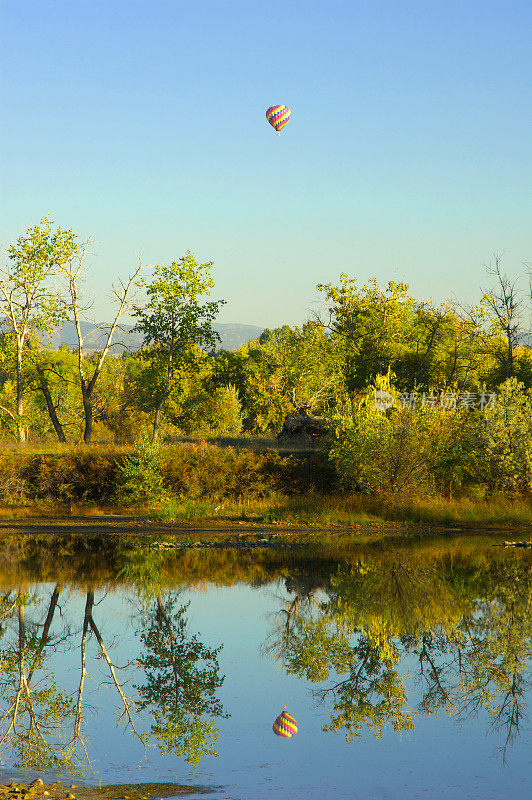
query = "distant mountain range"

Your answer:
(47, 321), (265, 354)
